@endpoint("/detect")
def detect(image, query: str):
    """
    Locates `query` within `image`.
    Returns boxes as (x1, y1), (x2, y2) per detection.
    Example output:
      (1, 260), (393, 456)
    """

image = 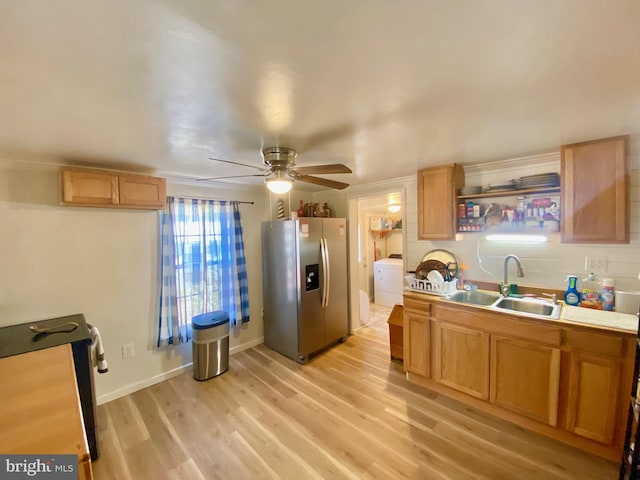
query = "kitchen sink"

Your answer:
(445, 290), (501, 306)
(494, 297), (561, 319)
(444, 290), (562, 319)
